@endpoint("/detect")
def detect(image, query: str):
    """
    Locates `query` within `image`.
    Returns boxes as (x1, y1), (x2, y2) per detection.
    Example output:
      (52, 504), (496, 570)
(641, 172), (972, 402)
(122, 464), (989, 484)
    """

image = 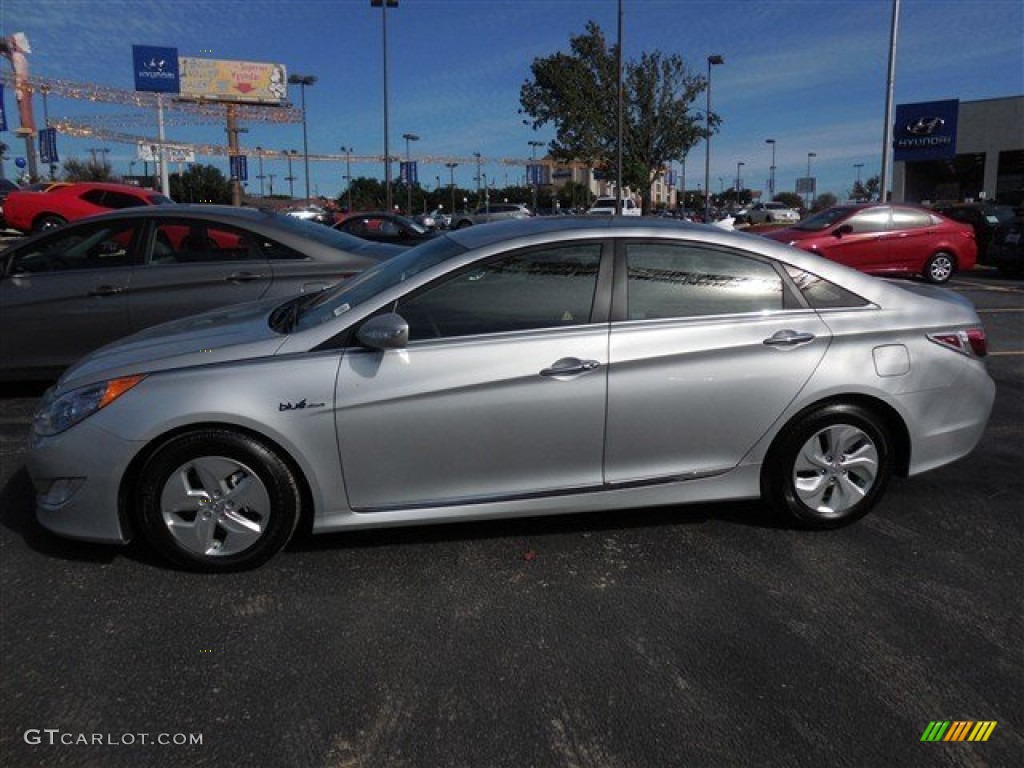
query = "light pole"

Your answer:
(806, 151), (816, 209)
(288, 73), (316, 201)
(528, 140), (544, 211)
(402, 132), (419, 214)
(284, 149), (298, 199)
(372, 0), (398, 210)
(255, 146), (265, 198)
(340, 146), (353, 212)
(735, 161), (745, 197)
(704, 54), (724, 222)
(765, 138), (776, 198)
(473, 152), (482, 206)
(446, 162), (458, 215)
